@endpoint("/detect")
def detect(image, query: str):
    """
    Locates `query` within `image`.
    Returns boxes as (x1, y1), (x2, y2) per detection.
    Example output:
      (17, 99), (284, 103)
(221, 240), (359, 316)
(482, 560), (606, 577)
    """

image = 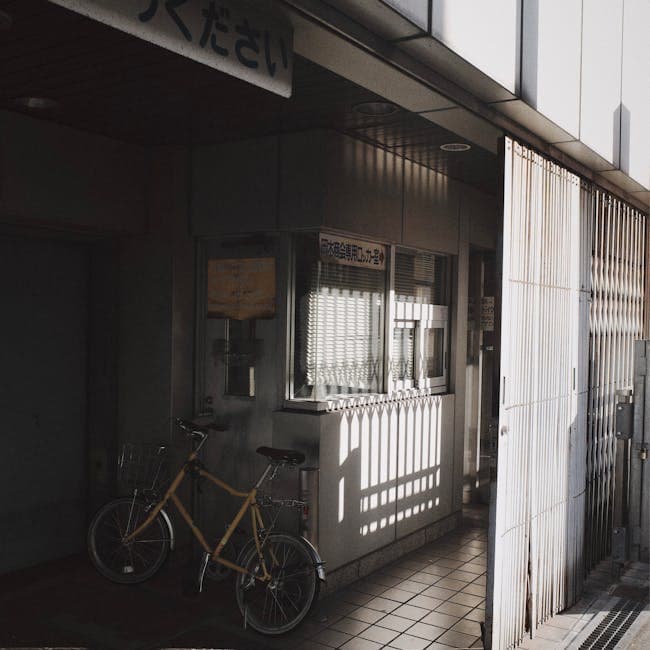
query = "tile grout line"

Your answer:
(306, 526), (488, 649)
